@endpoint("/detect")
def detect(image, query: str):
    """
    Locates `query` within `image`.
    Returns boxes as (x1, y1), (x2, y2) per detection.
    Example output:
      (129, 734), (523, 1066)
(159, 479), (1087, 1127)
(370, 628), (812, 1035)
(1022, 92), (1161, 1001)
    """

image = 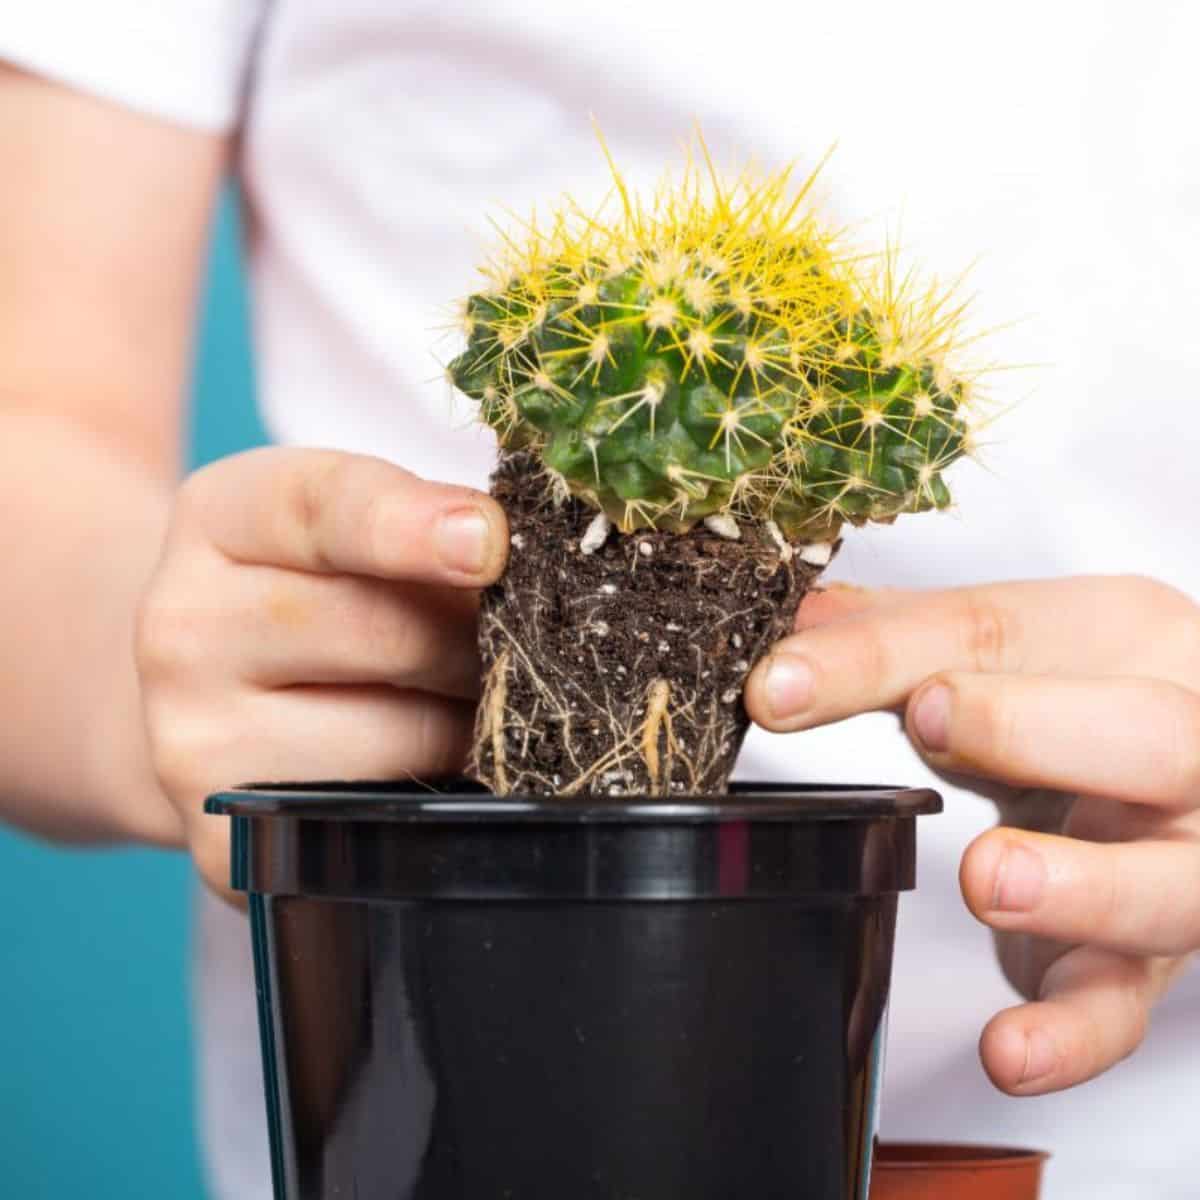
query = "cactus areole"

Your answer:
(449, 139), (979, 796)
